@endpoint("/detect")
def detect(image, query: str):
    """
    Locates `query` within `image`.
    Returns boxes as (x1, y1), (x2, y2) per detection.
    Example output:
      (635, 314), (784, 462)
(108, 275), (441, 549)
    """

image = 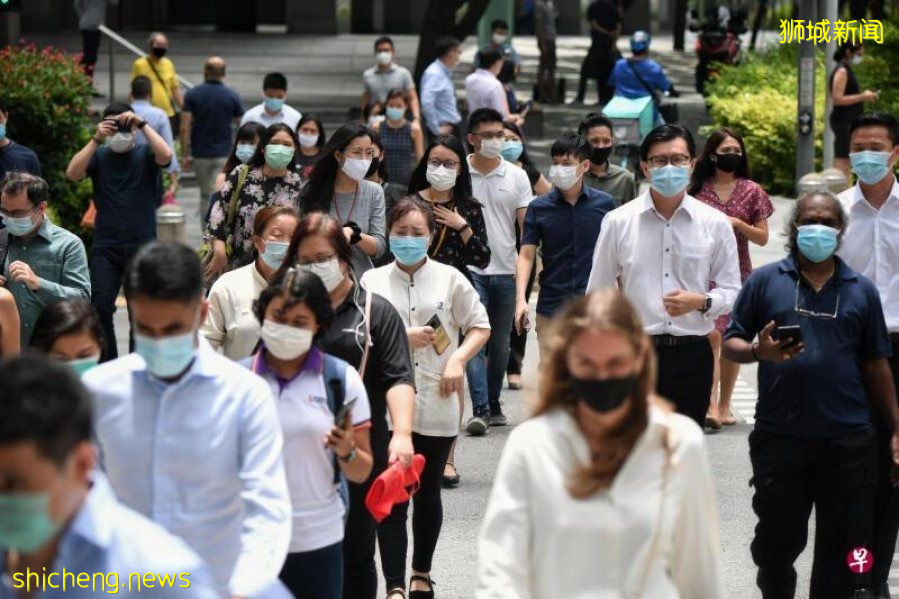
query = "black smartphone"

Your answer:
(334, 396), (358, 429)
(425, 314), (451, 355)
(775, 325), (803, 347)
